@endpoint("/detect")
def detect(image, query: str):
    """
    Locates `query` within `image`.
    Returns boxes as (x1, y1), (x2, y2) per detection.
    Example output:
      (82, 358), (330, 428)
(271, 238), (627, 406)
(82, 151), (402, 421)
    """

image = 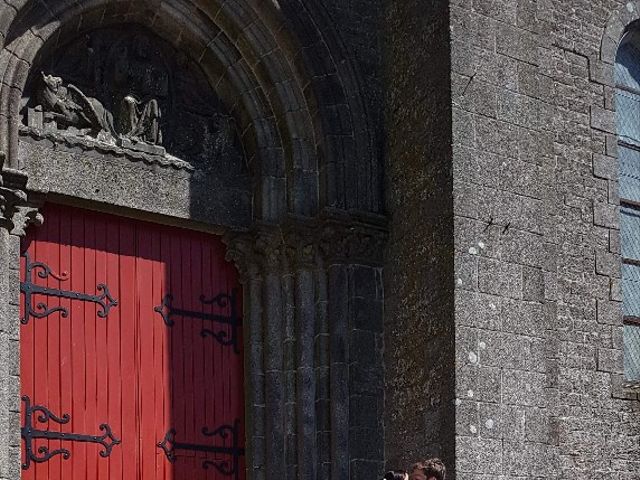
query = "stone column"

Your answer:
(0, 166), (43, 480)
(228, 229), (316, 480)
(226, 232), (287, 480)
(289, 234), (319, 480)
(319, 220), (386, 480)
(326, 262), (350, 480)
(242, 262), (268, 480)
